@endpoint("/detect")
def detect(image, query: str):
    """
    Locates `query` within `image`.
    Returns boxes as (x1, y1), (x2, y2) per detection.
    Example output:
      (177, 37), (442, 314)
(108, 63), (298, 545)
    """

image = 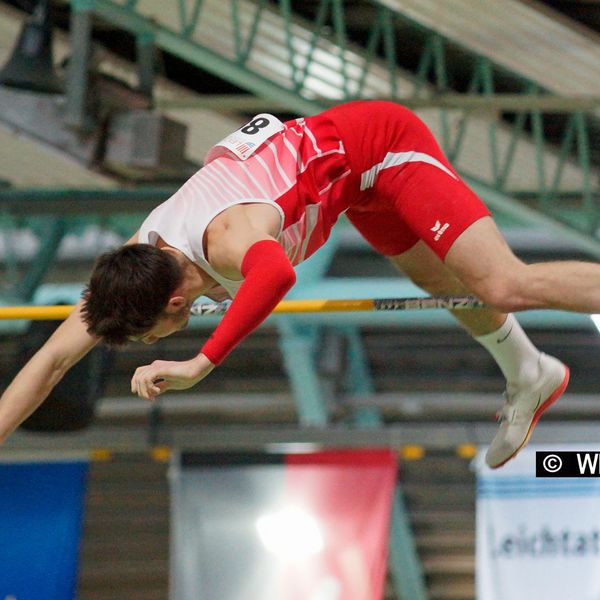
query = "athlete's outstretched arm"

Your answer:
(0, 301), (99, 443)
(0, 232), (140, 443)
(131, 204), (296, 401)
